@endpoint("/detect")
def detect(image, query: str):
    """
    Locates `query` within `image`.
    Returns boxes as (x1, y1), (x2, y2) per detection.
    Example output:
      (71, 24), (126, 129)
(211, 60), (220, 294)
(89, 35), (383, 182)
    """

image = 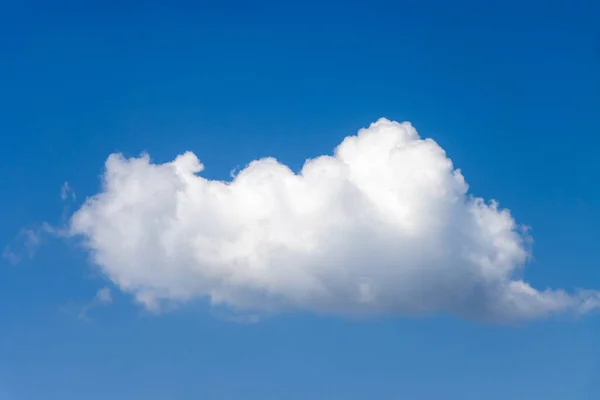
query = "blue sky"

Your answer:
(1, 1), (600, 399)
